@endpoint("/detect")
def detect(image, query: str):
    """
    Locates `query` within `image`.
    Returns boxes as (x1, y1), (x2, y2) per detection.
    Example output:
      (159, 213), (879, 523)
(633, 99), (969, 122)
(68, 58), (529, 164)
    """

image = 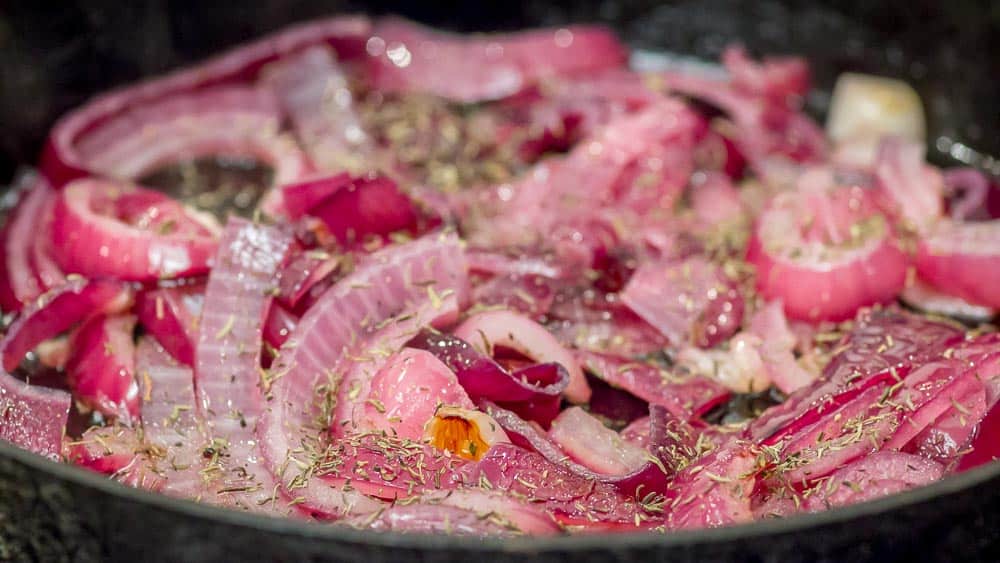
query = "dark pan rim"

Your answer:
(3, 439), (998, 552)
